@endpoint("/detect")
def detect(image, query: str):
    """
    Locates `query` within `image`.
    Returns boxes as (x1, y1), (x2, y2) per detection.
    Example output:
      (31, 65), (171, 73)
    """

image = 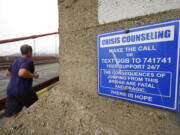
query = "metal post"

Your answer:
(55, 35), (57, 57)
(33, 39), (36, 57)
